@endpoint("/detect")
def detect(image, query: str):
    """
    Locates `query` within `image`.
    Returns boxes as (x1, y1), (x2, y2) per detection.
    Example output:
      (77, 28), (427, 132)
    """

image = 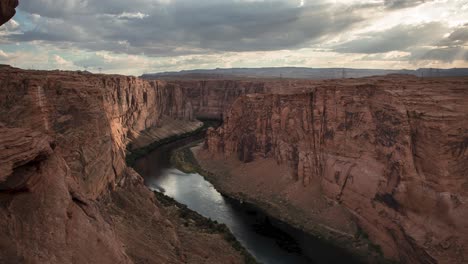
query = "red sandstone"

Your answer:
(201, 75), (468, 264)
